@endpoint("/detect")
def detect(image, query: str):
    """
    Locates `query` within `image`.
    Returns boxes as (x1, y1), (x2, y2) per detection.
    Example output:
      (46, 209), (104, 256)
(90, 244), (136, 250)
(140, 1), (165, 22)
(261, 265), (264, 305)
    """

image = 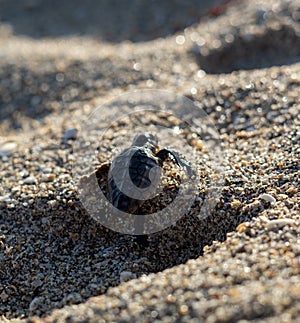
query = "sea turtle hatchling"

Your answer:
(101, 132), (195, 214)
